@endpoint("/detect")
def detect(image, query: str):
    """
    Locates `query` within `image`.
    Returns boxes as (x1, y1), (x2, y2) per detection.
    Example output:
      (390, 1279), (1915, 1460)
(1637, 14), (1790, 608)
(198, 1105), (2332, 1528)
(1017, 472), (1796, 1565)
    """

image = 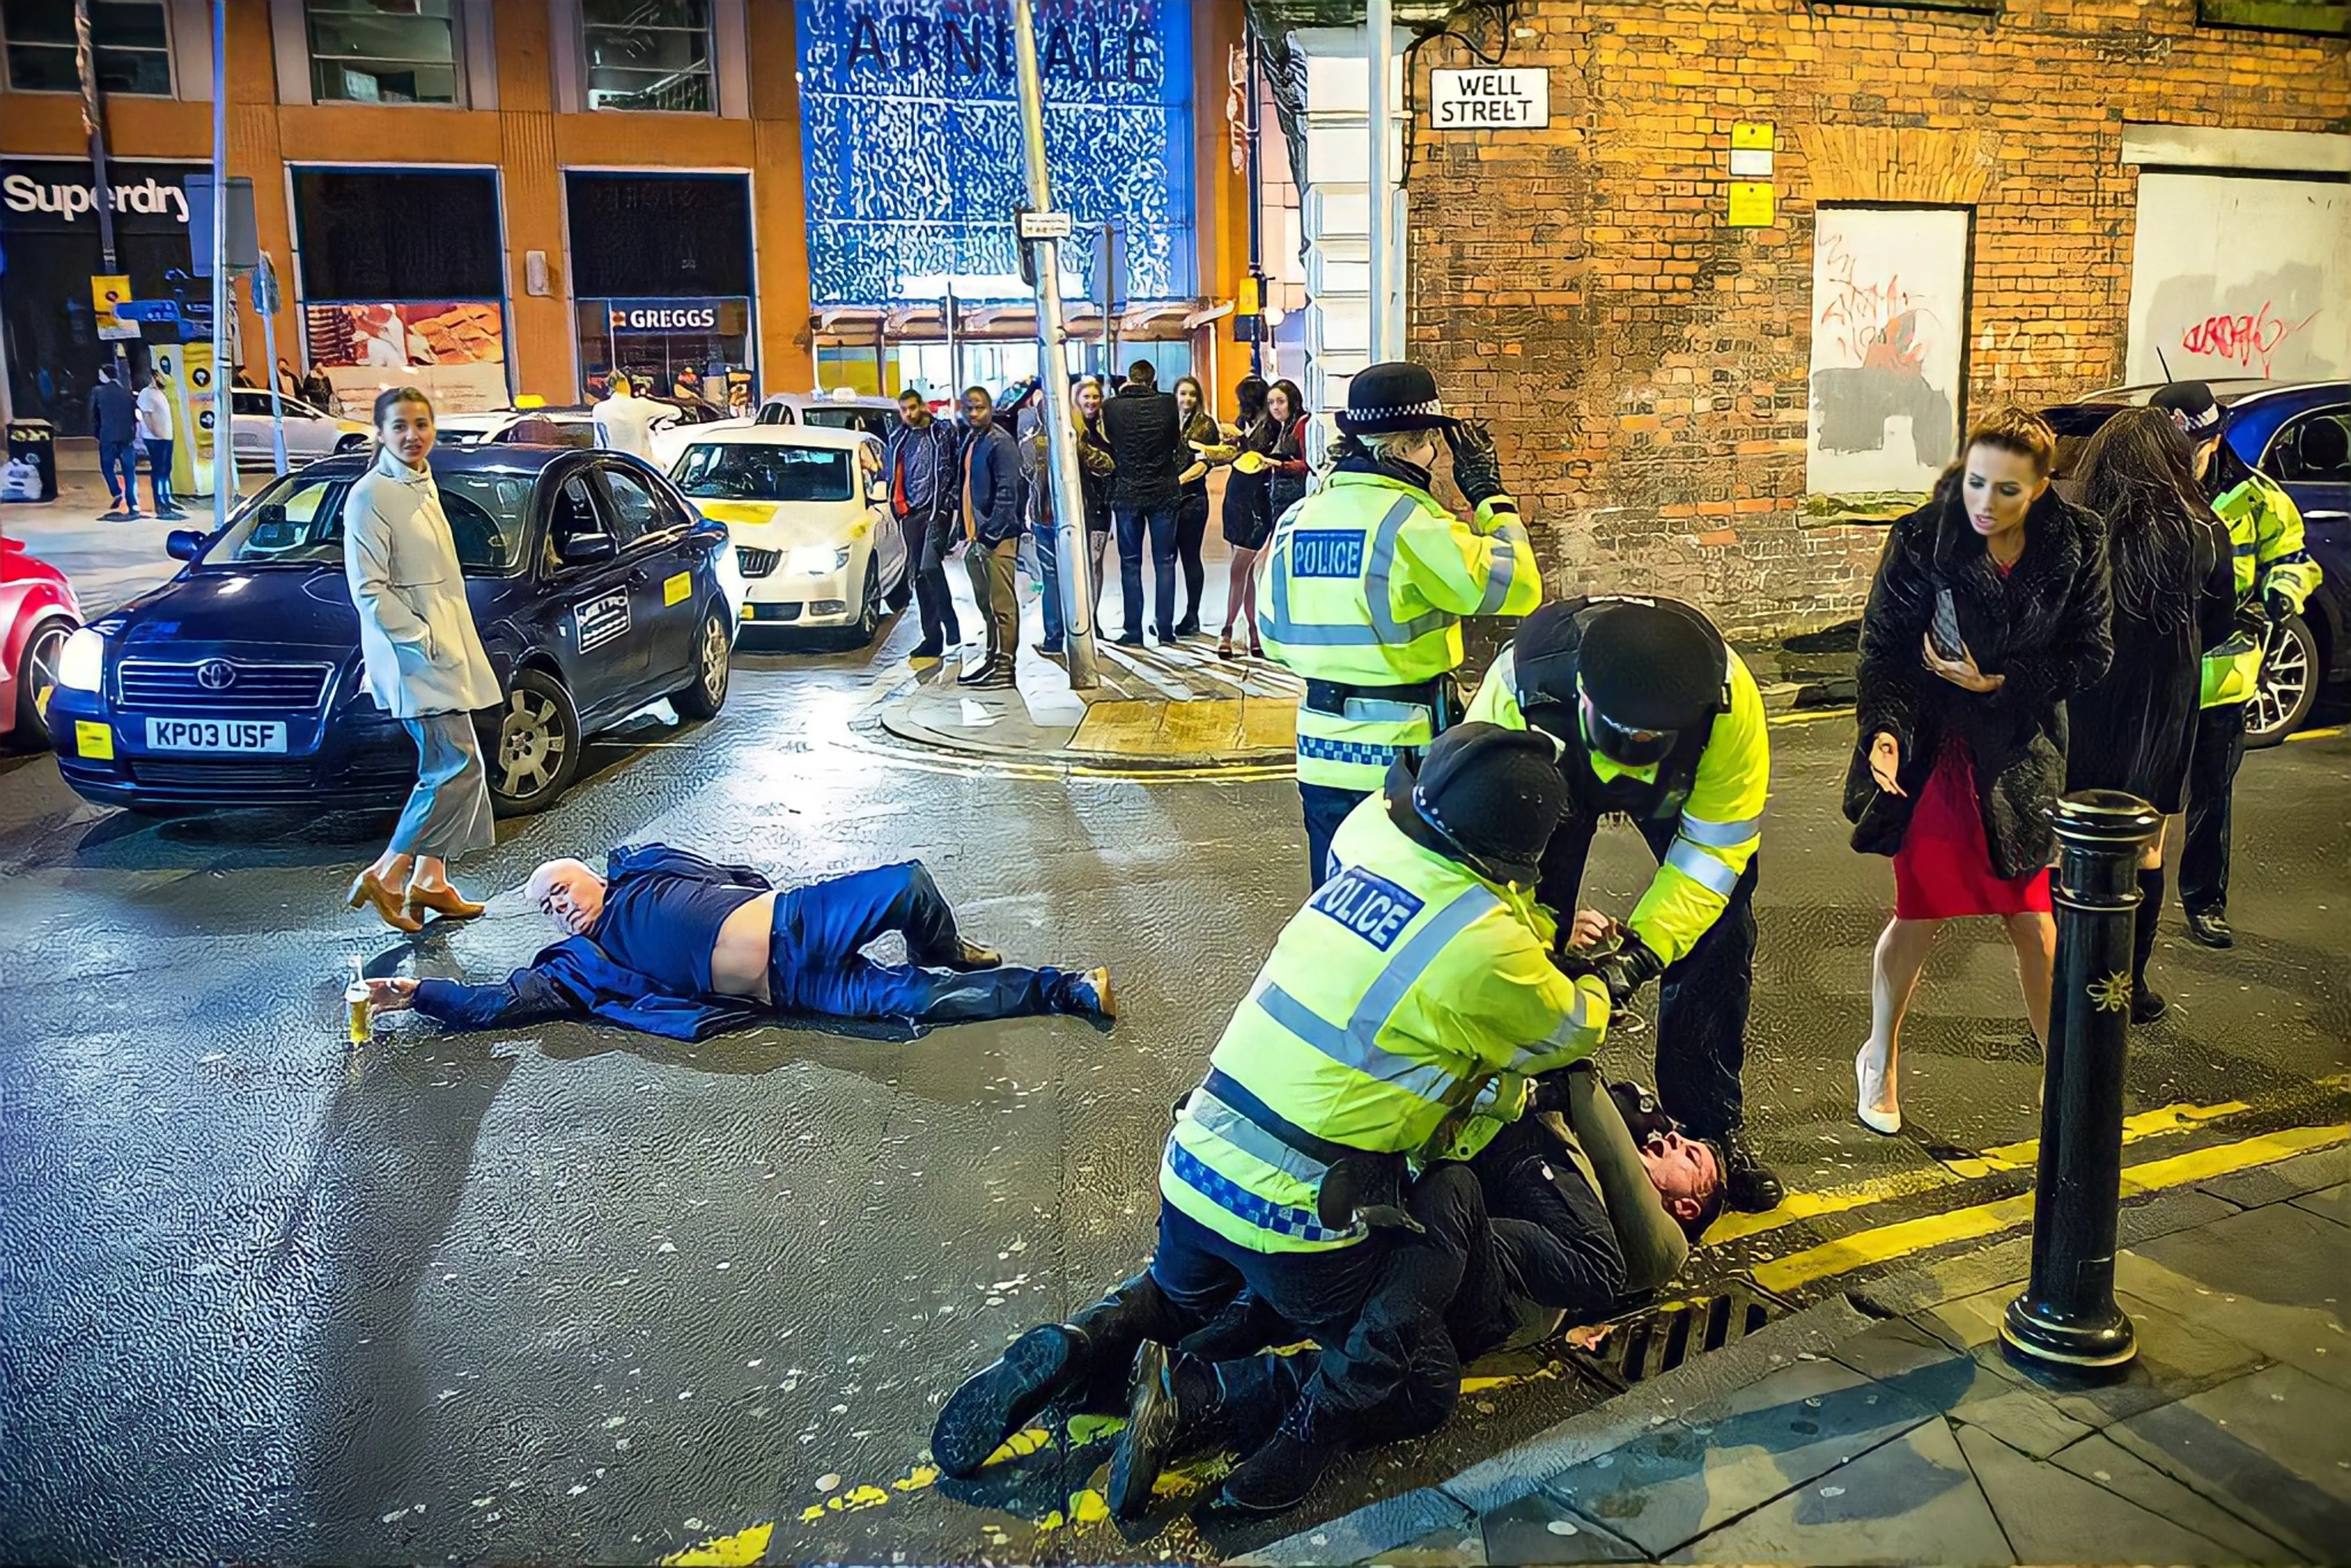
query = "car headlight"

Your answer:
(788, 545), (853, 577)
(56, 627), (107, 692)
